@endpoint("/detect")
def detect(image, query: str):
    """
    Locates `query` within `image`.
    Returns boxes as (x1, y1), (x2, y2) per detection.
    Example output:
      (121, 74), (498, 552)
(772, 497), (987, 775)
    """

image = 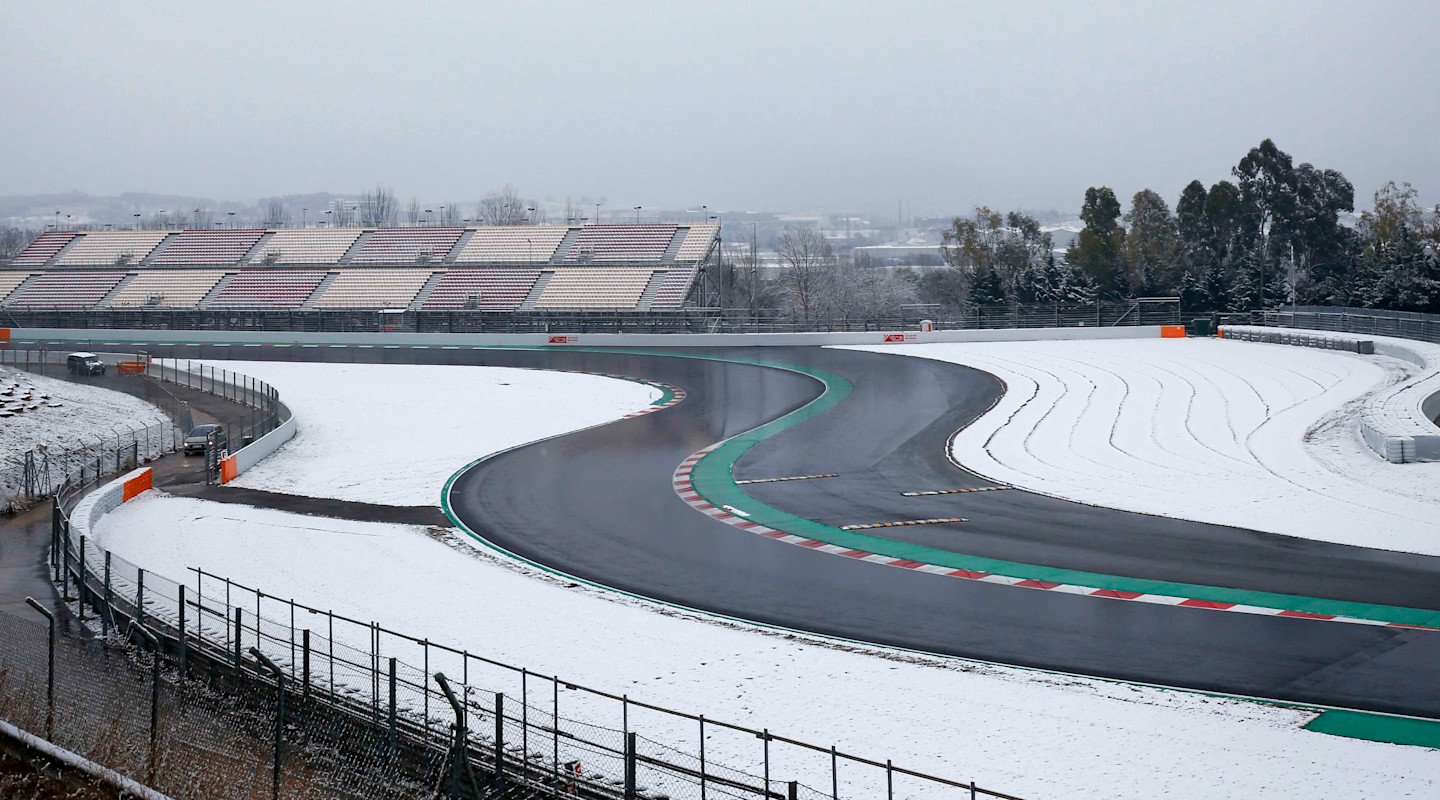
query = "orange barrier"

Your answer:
(1160, 325), (1187, 339)
(117, 361), (147, 374)
(0, 328), (9, 343)
(121, 467), (153, 501)
(220, 454), (238, 484)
